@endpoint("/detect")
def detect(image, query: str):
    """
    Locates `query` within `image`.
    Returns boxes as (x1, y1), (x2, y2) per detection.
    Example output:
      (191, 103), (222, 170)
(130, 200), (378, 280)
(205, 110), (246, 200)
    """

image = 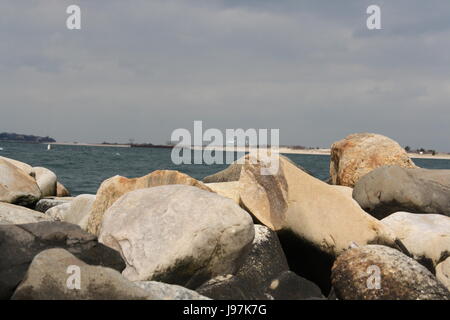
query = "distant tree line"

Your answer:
(404, 146), (436, 155)
(0, 132), (56, 143)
